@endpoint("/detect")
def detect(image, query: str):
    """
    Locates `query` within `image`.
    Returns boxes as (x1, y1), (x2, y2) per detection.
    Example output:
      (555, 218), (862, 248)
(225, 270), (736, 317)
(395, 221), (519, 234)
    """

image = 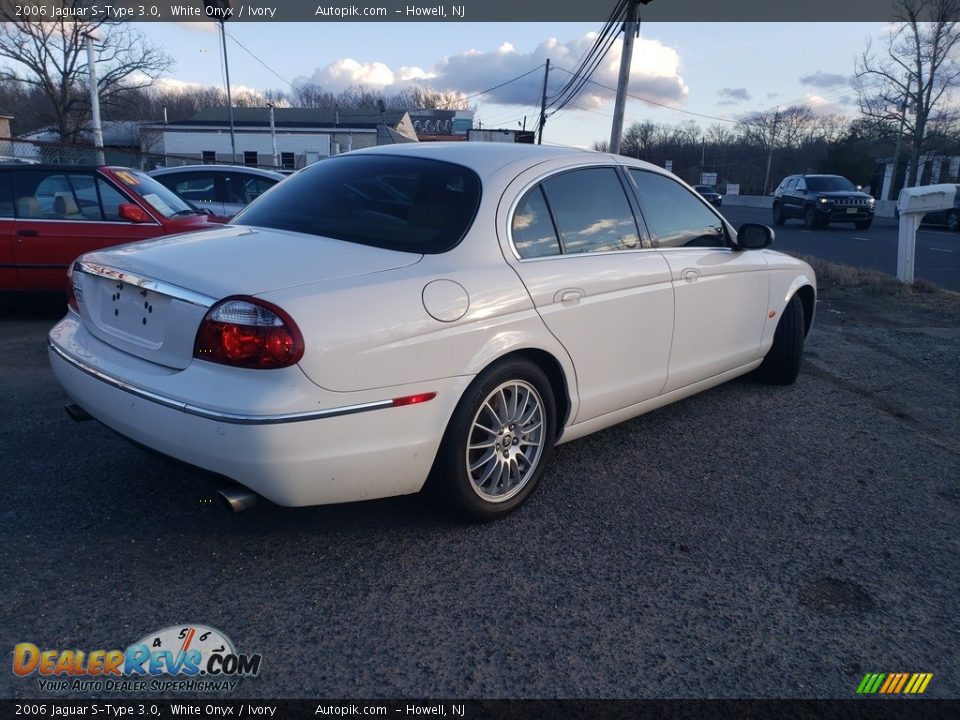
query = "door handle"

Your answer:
(16, 229), (39, 237)
(554, 288), (584, 305)
(681, 268), (700, 283)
